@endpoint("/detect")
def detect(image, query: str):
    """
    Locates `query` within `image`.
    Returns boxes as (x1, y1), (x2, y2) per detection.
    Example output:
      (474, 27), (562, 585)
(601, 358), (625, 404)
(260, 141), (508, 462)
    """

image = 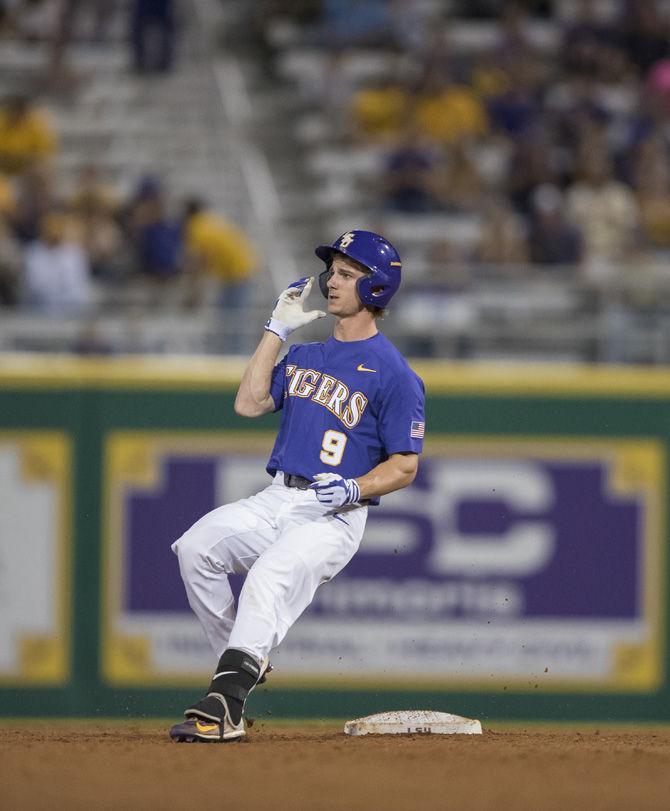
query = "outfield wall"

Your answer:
(0, 355), (668, 721)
